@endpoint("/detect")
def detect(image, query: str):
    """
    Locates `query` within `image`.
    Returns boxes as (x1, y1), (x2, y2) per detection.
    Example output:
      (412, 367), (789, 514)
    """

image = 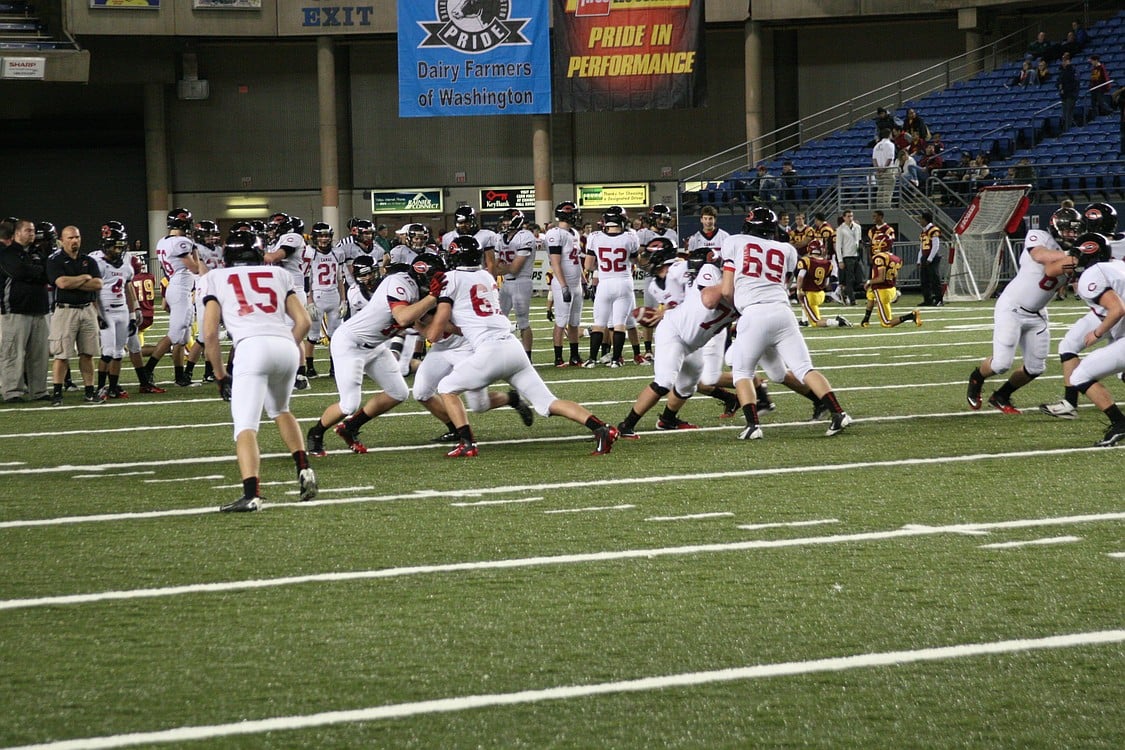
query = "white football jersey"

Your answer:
(637, 227), (680, 249)
(1076, 260), (1125, 339)
(389, 242), (418, 265)
(721, 232), (797, 309)
(667, 263), (738, 350)
(309, 247), (346, 293)
(995, 229), (1067, 313)
(545, 225), (584, 285)
(196, 243), (224, 272)
(347, 283), (372, 314)
(198, 266), (296, 345)
(686, 228), (730, 255)
(441, 228), (499, 254)
(337, 271), (418, 348)
(438, 268), (510, 347)
(269, 232), (308, 290)
(586, 230), (638, 281)
(496, 228), (537, 280)
(1109, 234), (1125, 261)
(89, 251), (134, 309)
(156, 235), (197, 288)
(647, 260), (691, 310)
